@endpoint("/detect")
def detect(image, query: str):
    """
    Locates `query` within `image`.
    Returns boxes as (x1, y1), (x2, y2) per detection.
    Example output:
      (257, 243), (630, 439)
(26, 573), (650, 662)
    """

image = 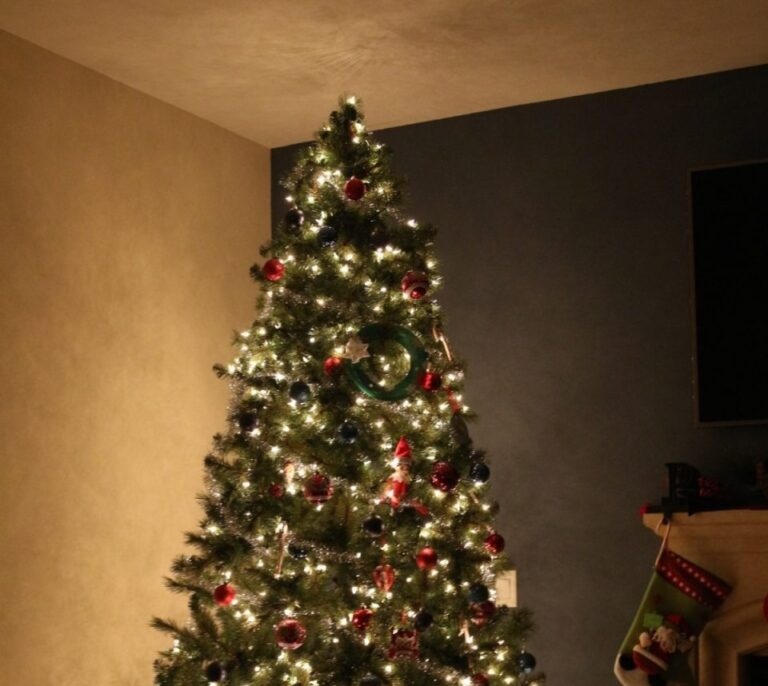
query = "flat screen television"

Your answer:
(690, 159), (768, 425)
